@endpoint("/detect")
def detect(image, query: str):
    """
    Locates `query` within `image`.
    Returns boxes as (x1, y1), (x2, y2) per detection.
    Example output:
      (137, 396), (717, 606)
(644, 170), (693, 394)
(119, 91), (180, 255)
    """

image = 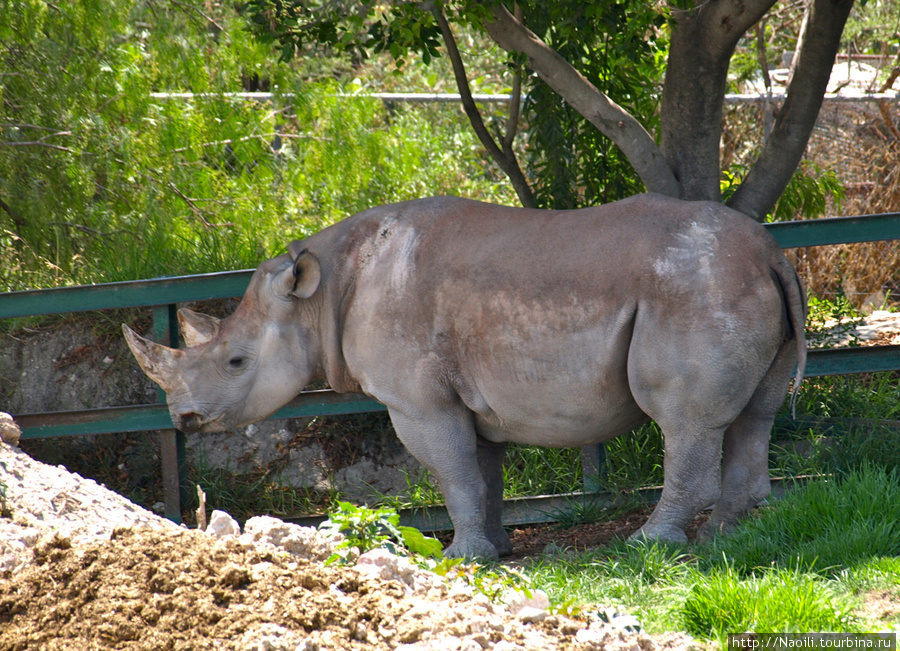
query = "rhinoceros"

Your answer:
(124, 193), (806, 559)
